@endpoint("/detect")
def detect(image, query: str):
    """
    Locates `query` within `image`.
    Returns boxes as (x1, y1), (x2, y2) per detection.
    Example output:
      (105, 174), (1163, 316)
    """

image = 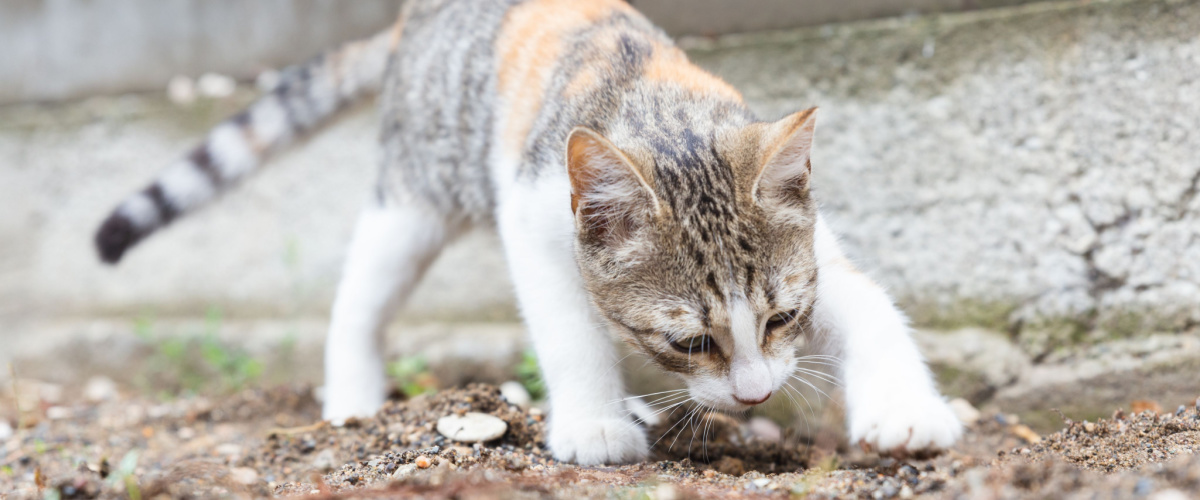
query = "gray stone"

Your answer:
(312, 449), (339, 472)
(229, 467), (258, 485)
(747, 417), (783, 442)
(392, 463), (418, 479)
(83, 376), (118, 402)
(436, 412), (508, 443)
